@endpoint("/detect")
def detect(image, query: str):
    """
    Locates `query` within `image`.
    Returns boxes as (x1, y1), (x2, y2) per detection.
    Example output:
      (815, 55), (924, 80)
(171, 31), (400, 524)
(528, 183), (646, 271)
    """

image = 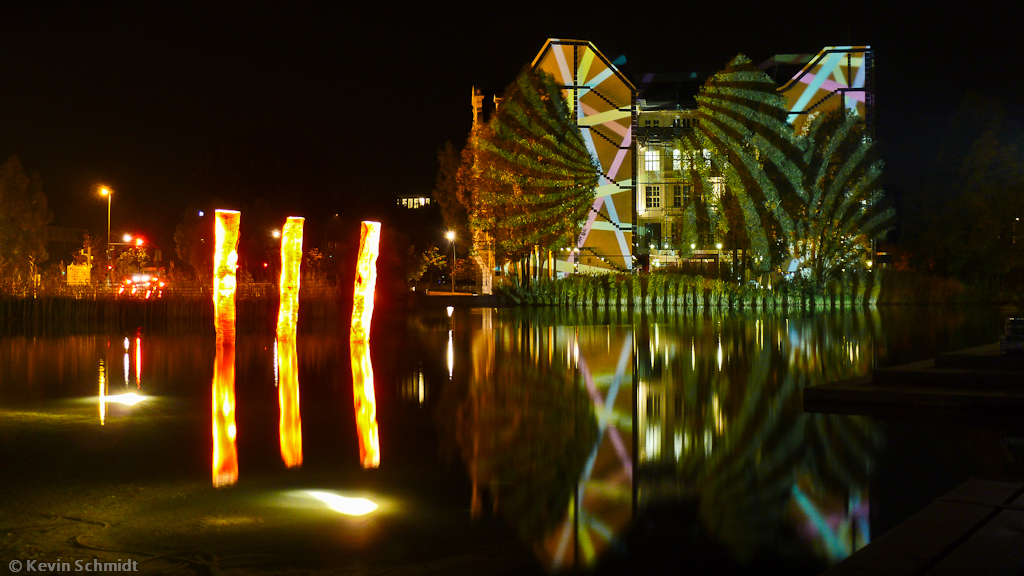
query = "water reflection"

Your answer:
(277, 338), (303, 468)
(438, 308), (632, 571)
(350, 341), (380, 468)
(436, 307), (890, 571)
(98, 359), (106, 425)
(636, 310), (880, 565)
